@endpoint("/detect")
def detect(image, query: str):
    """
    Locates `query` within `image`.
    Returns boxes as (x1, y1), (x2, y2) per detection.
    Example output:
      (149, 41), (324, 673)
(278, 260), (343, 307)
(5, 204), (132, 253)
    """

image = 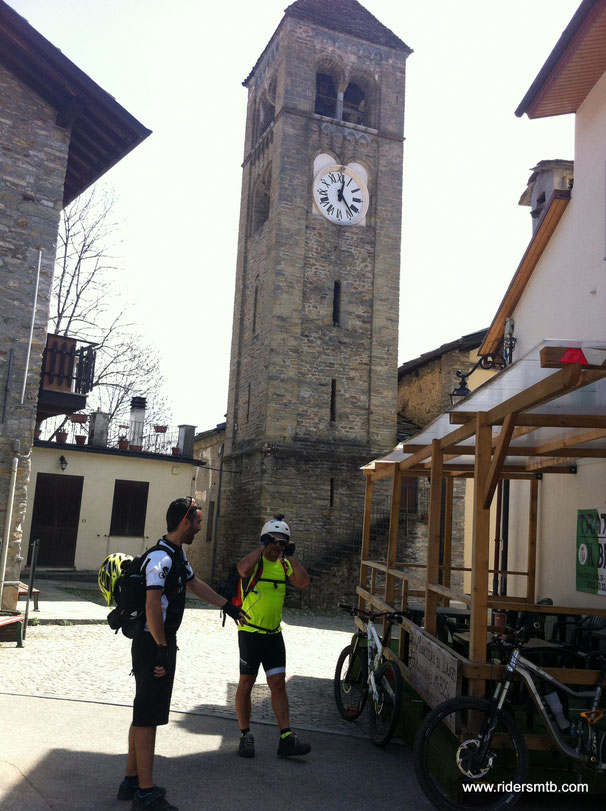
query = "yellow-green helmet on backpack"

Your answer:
(98, 552), (133, 605)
